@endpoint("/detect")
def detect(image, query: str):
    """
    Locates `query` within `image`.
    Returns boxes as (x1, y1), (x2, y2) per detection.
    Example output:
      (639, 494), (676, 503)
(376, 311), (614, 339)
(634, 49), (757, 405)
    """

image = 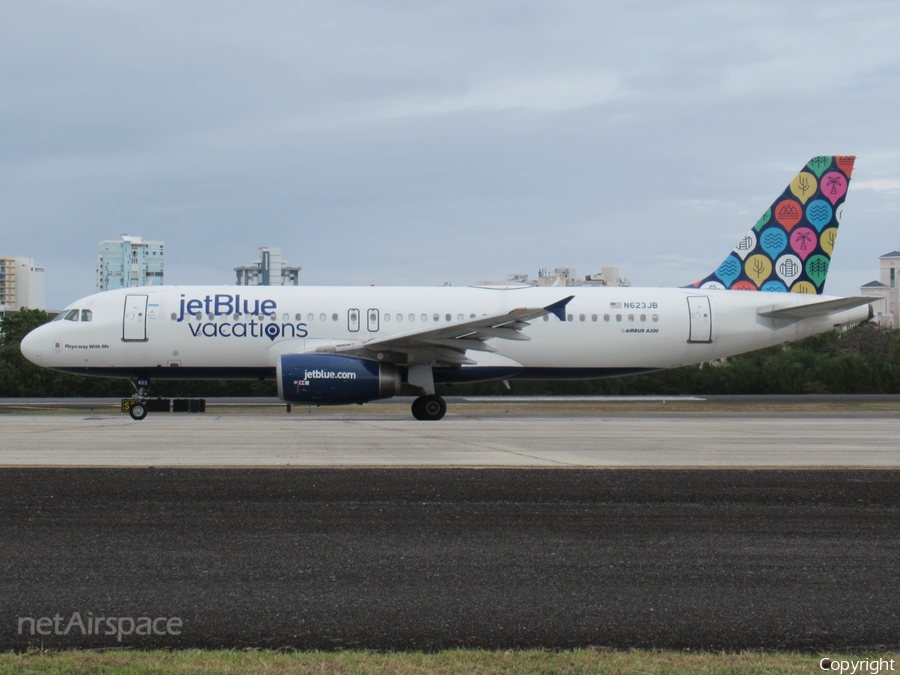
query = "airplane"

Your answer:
(20, 155), (873, 421)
